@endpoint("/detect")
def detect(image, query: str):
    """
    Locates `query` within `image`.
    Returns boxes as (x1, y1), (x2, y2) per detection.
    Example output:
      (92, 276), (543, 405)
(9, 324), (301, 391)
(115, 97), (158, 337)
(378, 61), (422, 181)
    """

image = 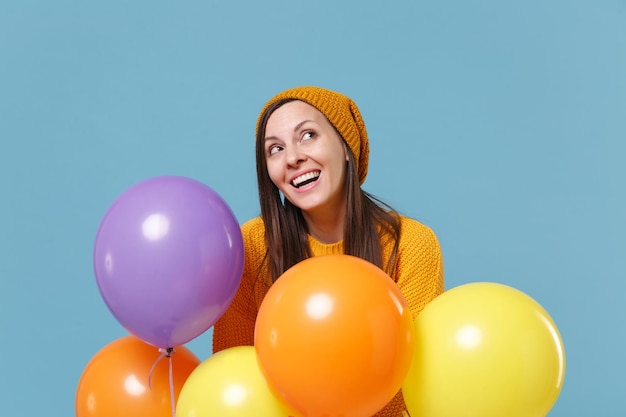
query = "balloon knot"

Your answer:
(160, 347), (175, 358)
